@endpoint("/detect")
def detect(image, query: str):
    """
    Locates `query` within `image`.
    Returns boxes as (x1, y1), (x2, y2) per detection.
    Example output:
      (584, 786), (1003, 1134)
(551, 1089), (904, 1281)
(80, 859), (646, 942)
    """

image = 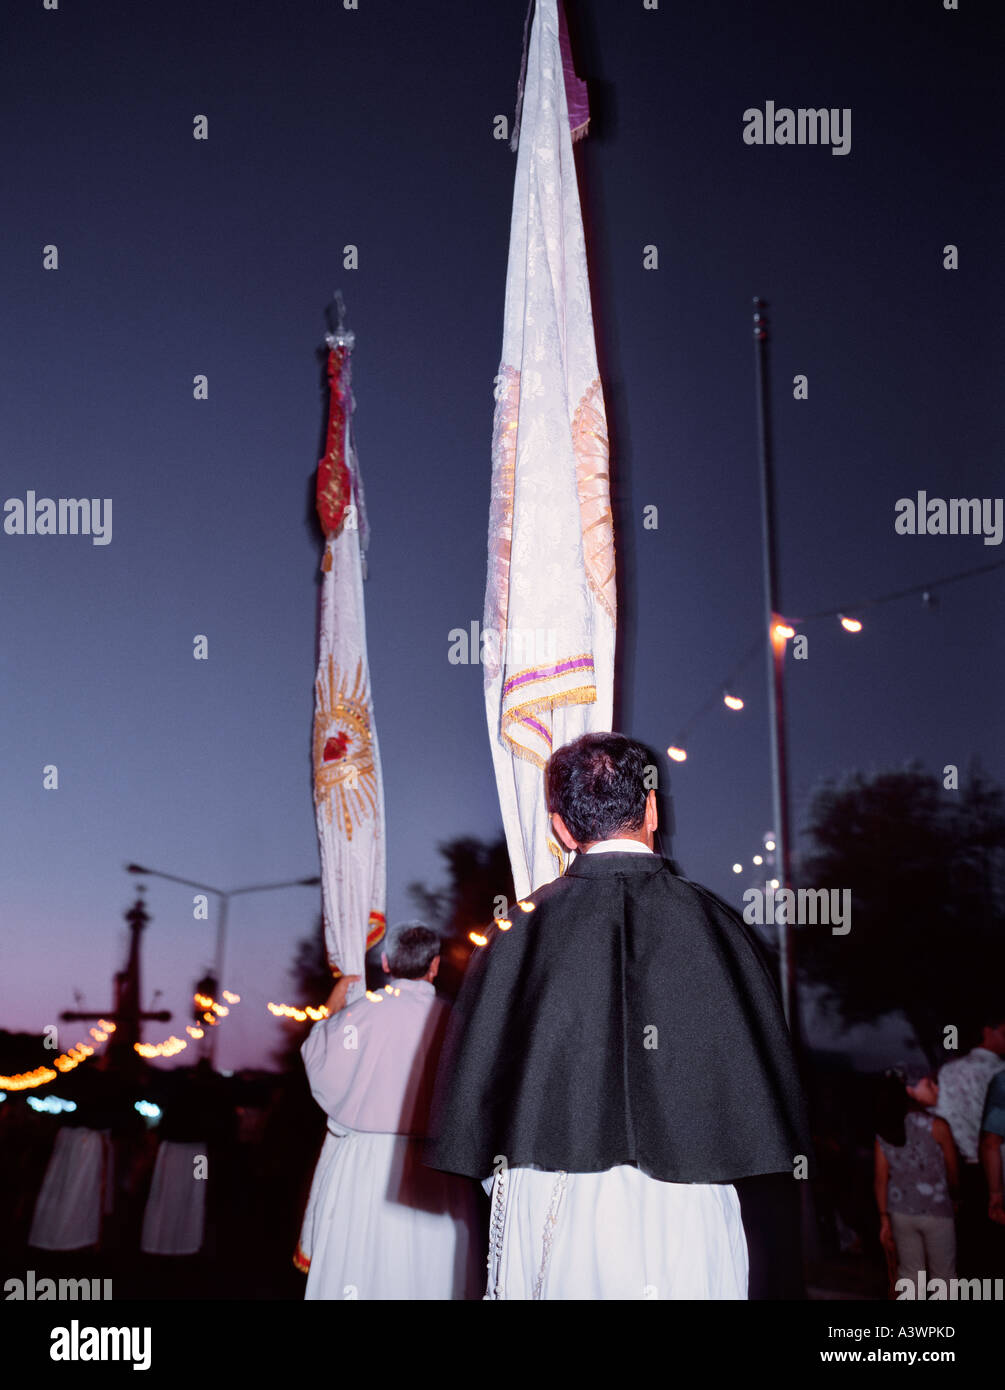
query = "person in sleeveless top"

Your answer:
(874, 1068), (959, 1292)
